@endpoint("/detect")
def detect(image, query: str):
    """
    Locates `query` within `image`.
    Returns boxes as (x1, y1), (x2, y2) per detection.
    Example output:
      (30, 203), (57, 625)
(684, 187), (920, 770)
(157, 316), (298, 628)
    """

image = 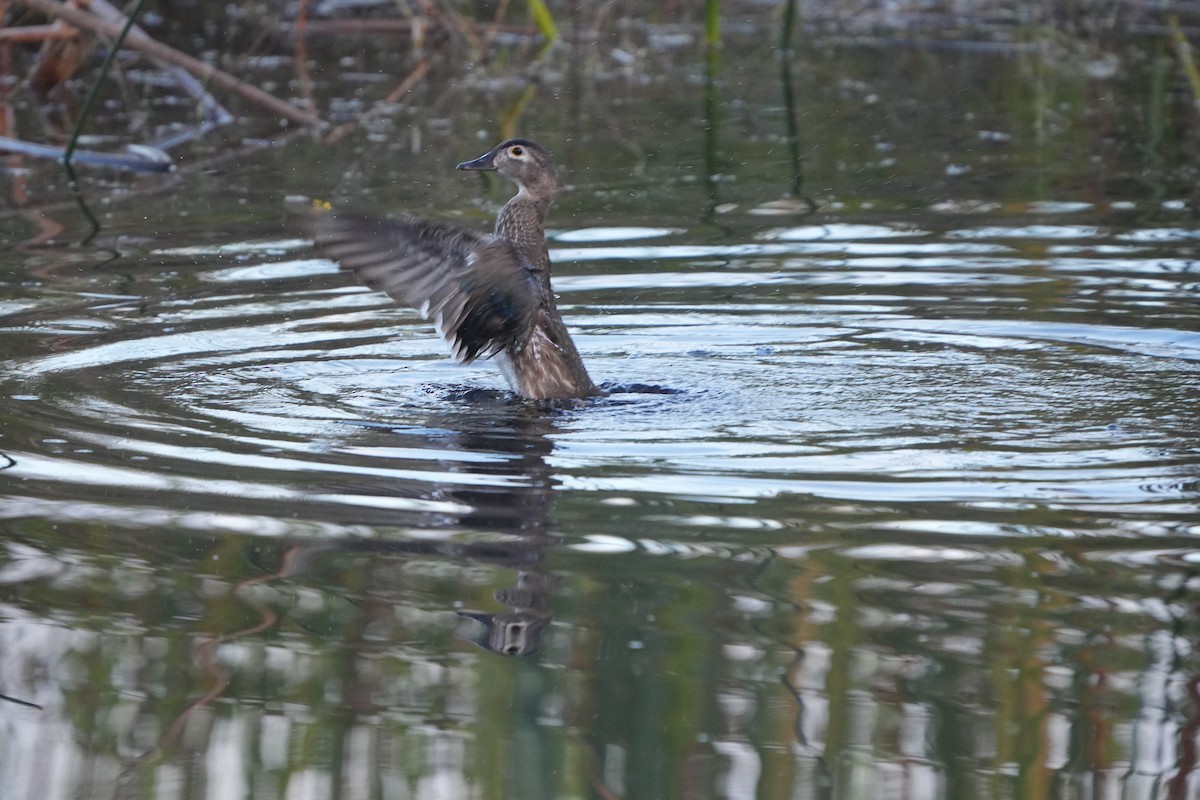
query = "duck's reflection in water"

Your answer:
(456, 569), (555, 656)
(289, 391), (566, 656)
(116, 395), (566, 791)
